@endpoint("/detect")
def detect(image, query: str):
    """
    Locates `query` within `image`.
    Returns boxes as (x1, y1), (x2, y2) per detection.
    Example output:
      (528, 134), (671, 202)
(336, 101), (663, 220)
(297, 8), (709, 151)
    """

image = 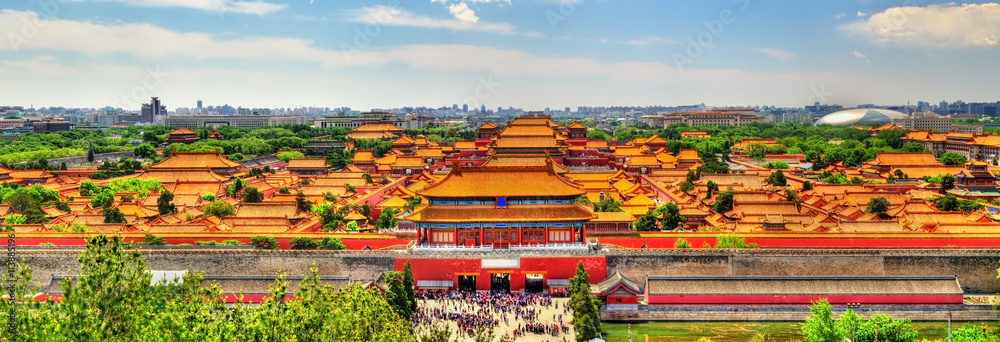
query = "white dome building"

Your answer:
(814, 108), (909, 126)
